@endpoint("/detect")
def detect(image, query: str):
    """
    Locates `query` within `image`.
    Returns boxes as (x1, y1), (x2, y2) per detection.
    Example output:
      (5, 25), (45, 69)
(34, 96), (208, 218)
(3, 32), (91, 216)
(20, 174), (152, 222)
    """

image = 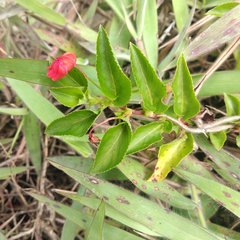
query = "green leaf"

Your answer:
(0, 106), (28, 115)
(0, 58), (80, 87)
(87, 201), (105, 240)
(207, 2), (239, 16)
(23, 112), (42, 174)
(236, 134), (240, 147)
(56, 192), (159, 237)
(50, 87), (84, 107)
(68, 67), (88, 92)
(46, 110), (98, 137)
(50, 161), (222, 240)
(30, 192), (142, 240)
(0, 167), (26, 179)
(224, 93), (240, 116)
(172, 54), (200, 120)
(176, 169), (240, 218)
(127, 121), (171, 154)
(118, 158), (196, 210)
(209, 131), (227, 151)
(172, 0), (189, 31)
(194, 70), (240, 97)
(16, 0), (66, 26)
(149, 133), (194, 182)
(8, 79), (92, 157)
(130, 44), (167, 113)
(195, 134), (240, 189)
(96, 26), (131, 106)
(91, 123), (131, 173)
(137, 0), (158, 68)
